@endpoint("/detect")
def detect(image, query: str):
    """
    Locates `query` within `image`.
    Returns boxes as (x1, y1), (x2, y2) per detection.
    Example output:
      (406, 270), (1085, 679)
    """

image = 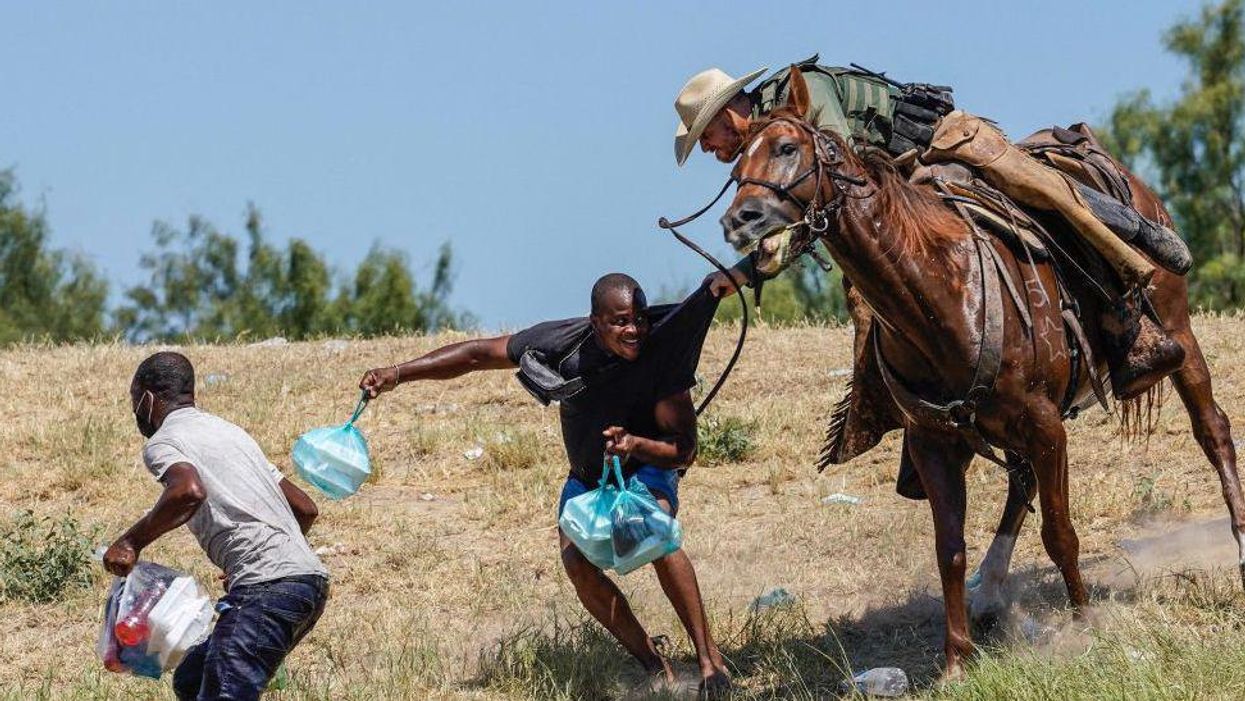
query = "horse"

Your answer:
(718, 68), (1244, 676)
